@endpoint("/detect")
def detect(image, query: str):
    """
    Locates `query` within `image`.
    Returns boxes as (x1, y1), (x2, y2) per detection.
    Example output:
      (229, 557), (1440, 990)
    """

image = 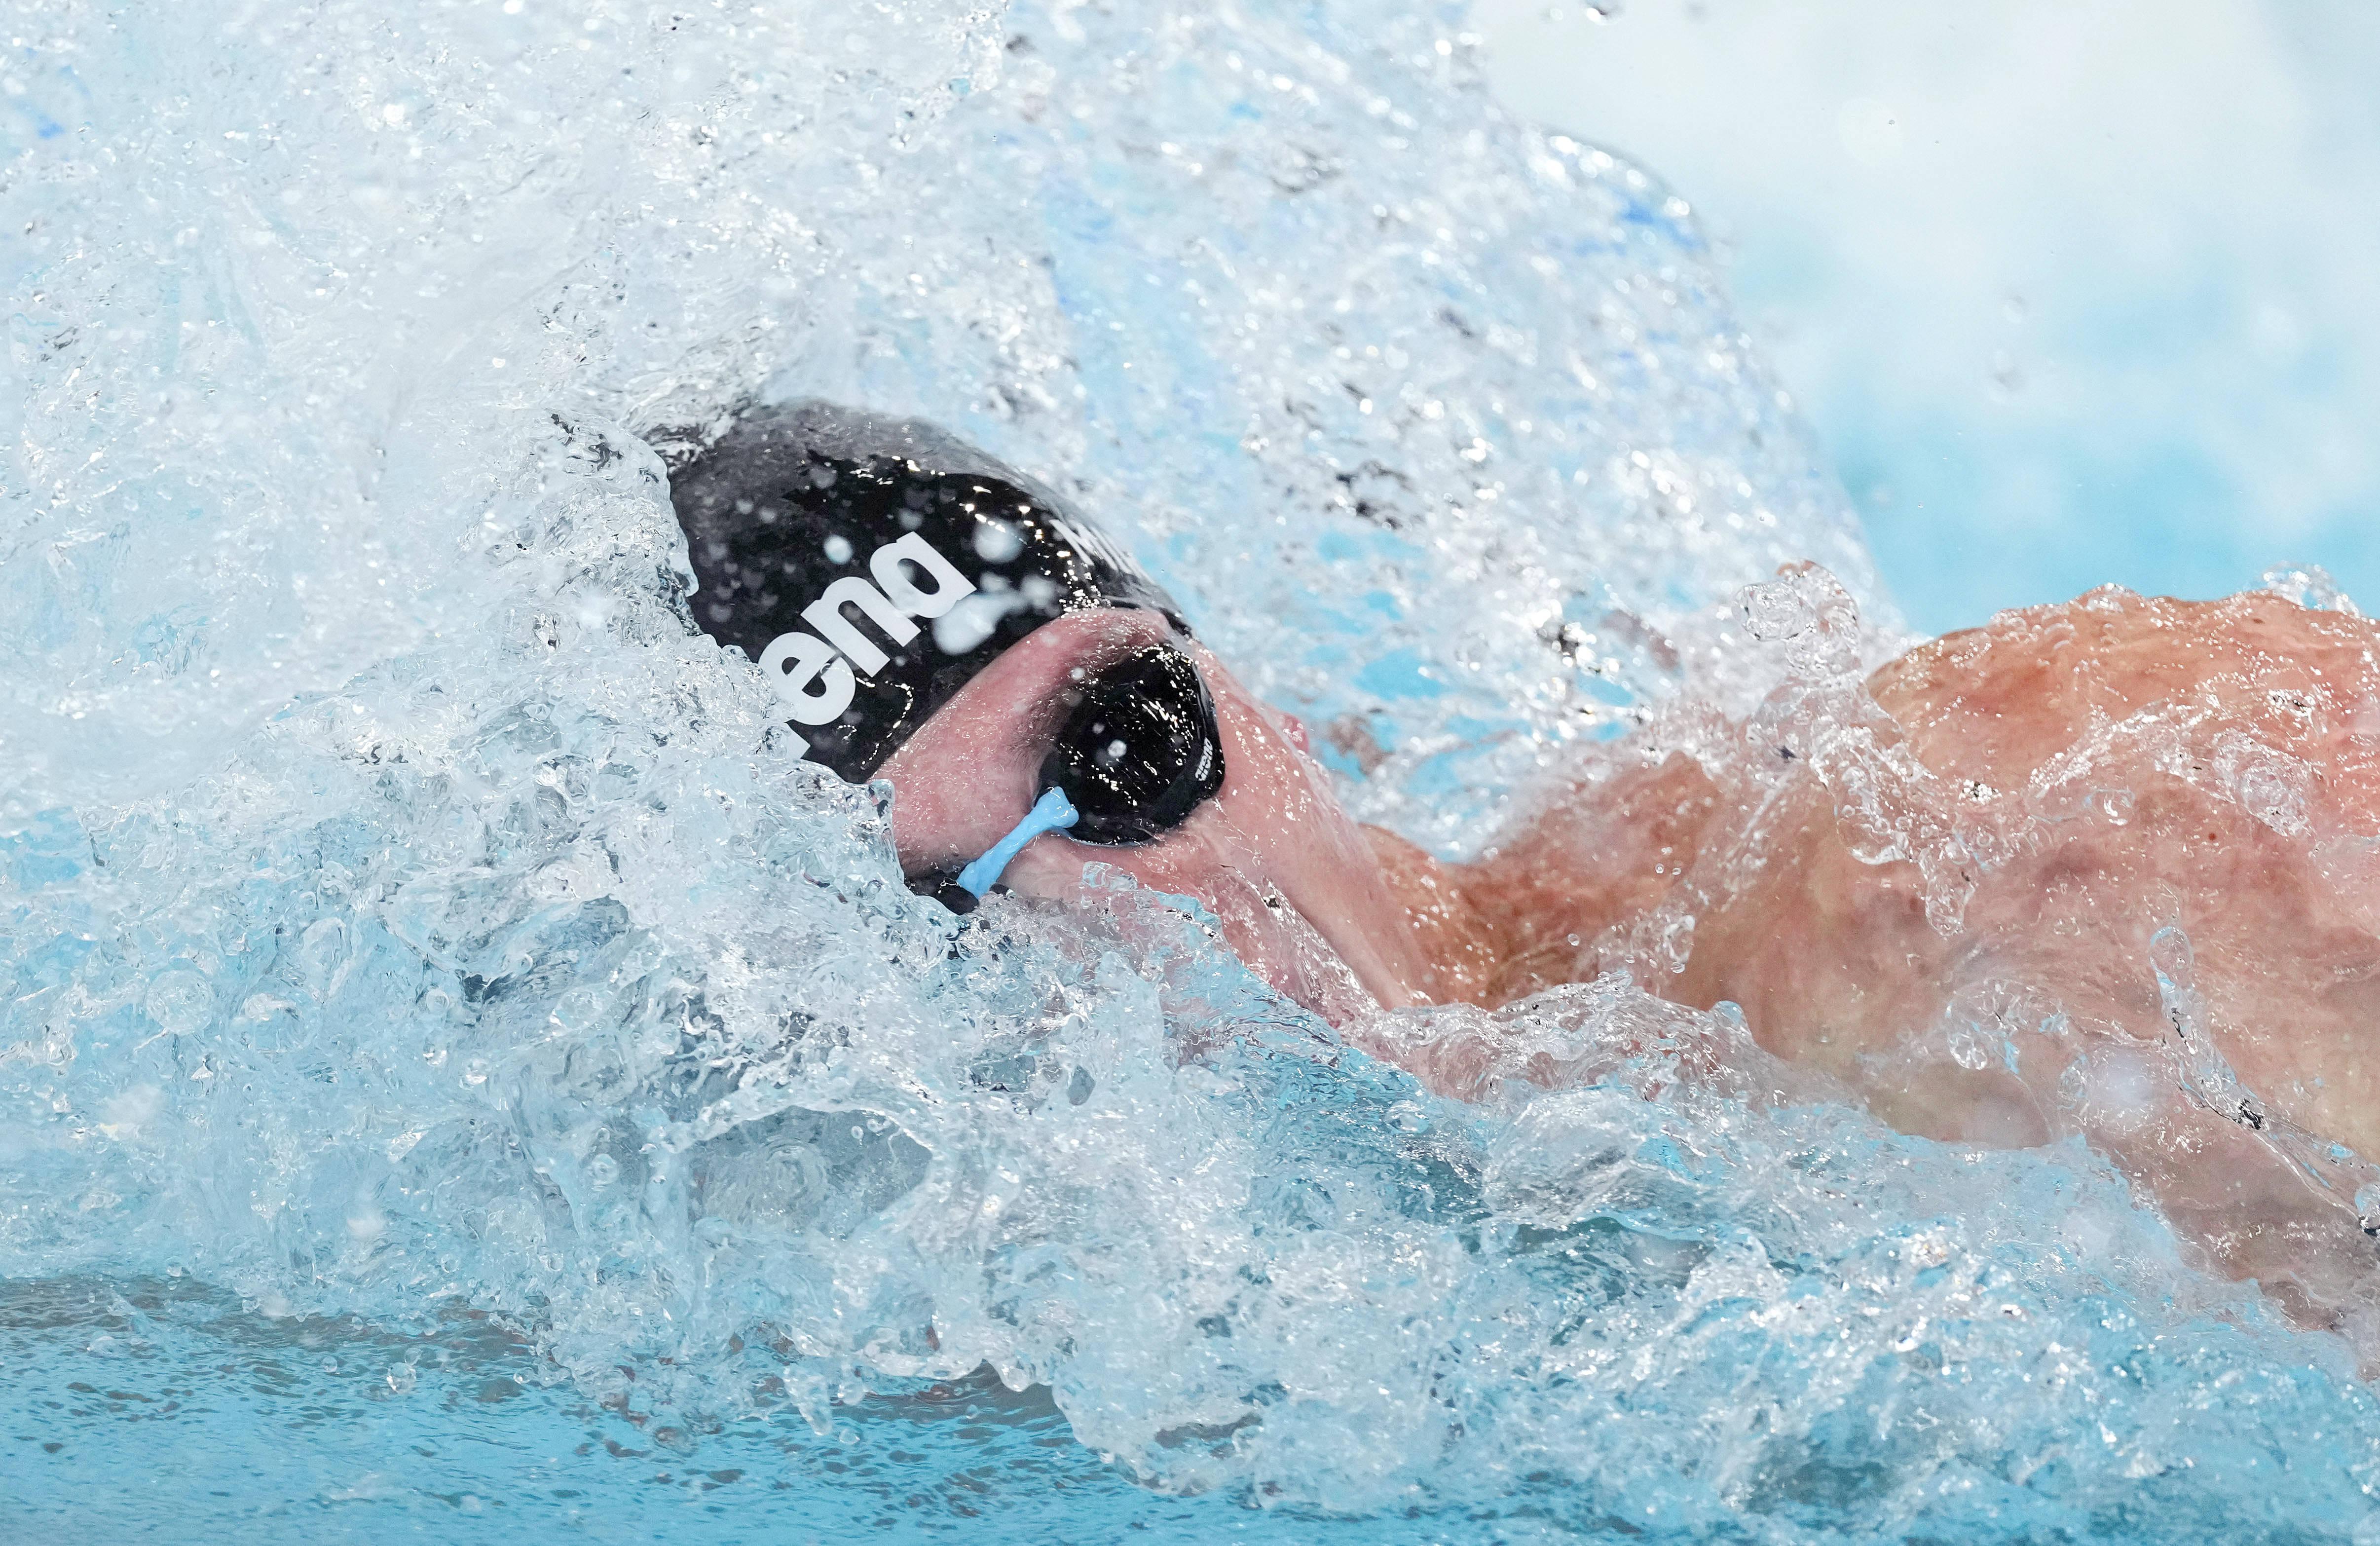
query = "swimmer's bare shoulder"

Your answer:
(1866, 589), (2380, 1150)
(1871, 586), (2380, 805)
(1376, 587), (2380, 1321)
